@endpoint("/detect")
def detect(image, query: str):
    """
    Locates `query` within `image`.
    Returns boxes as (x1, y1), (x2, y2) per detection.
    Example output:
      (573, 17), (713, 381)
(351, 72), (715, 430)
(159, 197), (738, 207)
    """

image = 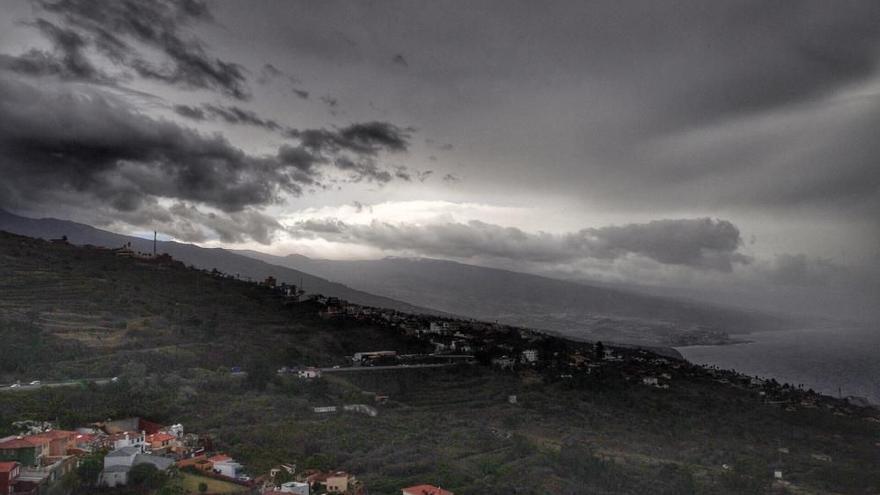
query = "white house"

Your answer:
(521, 349), (538, 363)
(100, 446), (174, 487)
(297, 368), (321, 379)
(112, 431), (145, 451)
(213, 459), (245, 478)
(279, 481), (310, 494)
(100, 447), (138, 487)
